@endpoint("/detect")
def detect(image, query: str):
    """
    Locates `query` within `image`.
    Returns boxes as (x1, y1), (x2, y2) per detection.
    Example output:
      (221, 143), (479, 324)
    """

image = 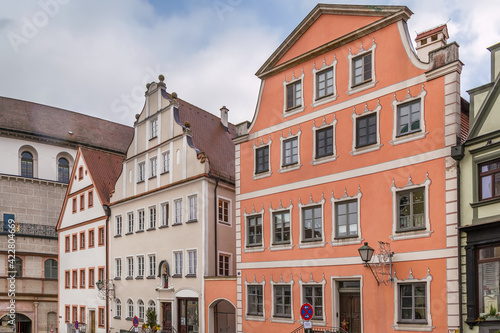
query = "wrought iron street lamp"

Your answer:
(358, 241), (394, 286)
